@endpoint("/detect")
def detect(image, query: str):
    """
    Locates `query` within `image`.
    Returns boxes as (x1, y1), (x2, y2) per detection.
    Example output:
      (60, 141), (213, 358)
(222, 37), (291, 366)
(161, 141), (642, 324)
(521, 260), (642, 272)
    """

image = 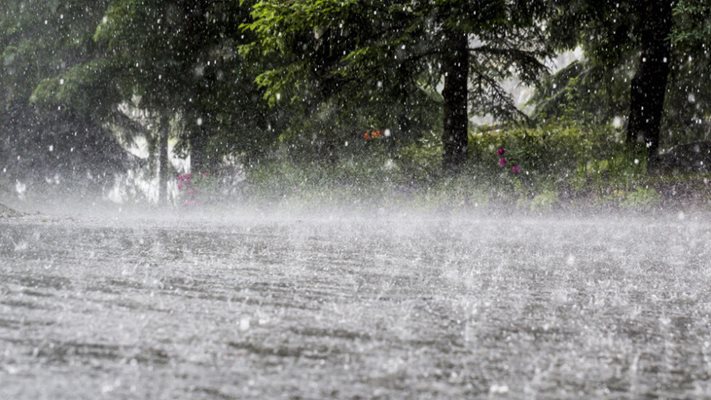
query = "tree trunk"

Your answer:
(158, 115), (170, 205)
(441, 29), (470, 172)
(627, 0), (673, 173)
